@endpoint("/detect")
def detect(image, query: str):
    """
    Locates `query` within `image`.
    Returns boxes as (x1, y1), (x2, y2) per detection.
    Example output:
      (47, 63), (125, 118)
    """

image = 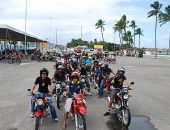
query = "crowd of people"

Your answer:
(29, 51), (133, 129)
